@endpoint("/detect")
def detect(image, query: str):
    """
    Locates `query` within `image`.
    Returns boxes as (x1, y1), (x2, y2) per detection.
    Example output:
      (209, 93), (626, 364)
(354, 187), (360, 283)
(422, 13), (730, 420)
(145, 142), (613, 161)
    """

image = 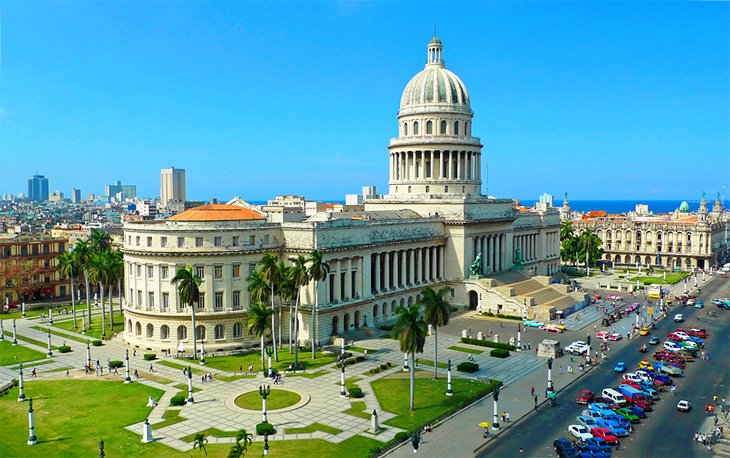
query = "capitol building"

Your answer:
(122, 37), (573, 352)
